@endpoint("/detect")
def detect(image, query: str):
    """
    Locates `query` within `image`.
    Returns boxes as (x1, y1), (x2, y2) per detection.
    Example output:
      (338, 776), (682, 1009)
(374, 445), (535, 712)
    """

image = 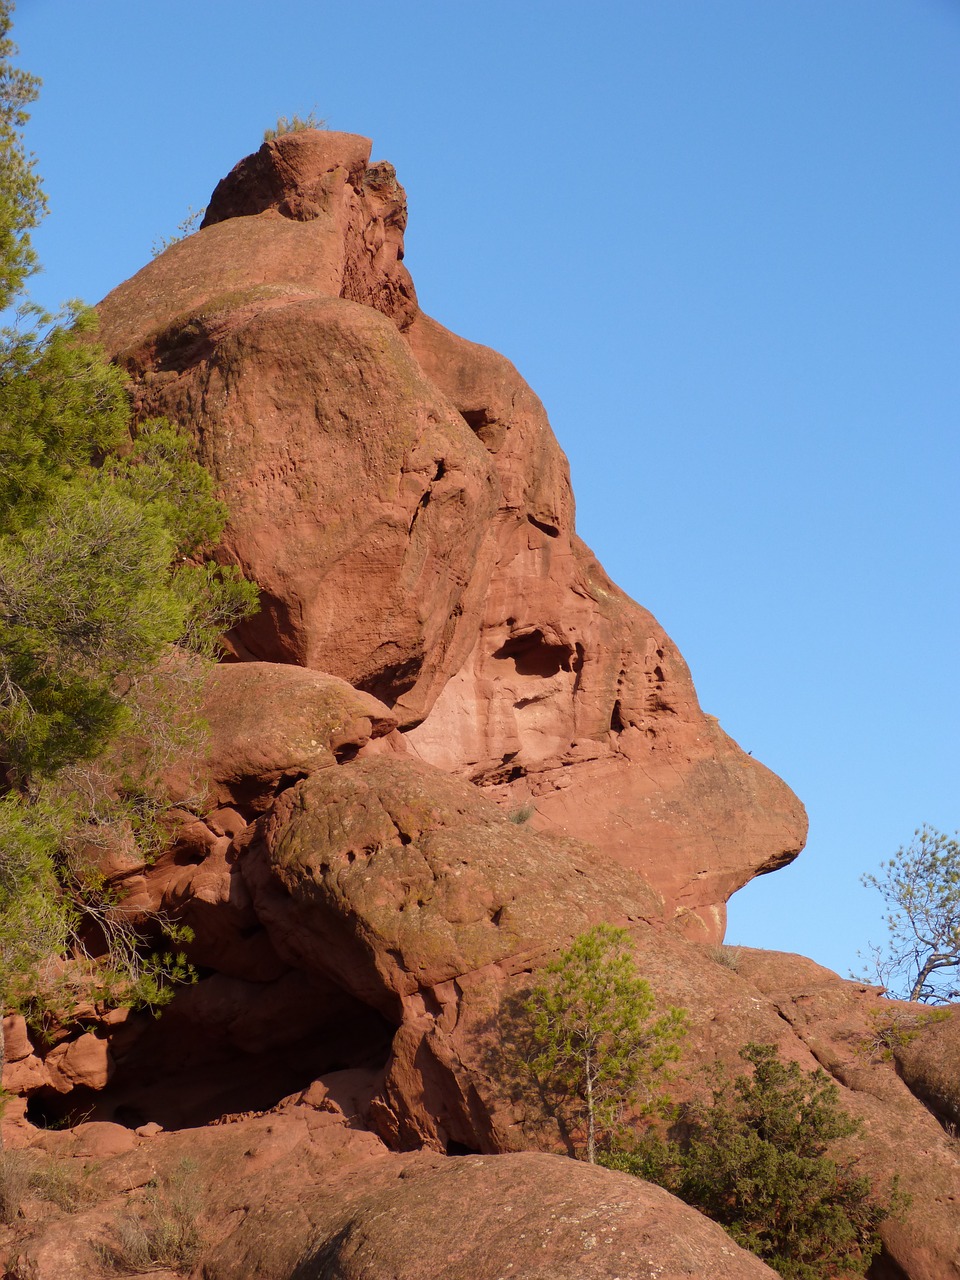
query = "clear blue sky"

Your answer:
(14, 0), (959, 982)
